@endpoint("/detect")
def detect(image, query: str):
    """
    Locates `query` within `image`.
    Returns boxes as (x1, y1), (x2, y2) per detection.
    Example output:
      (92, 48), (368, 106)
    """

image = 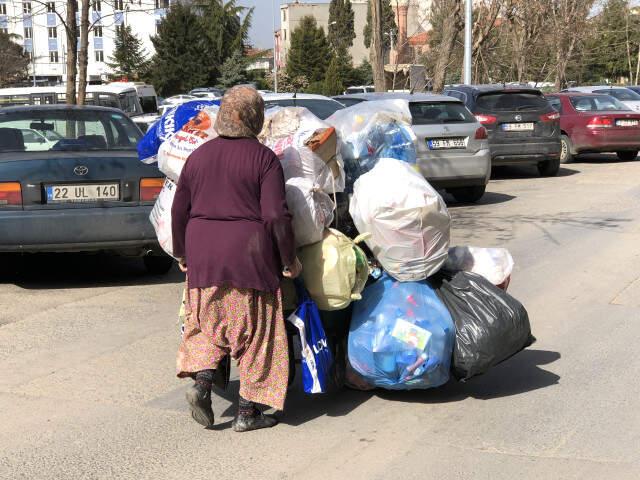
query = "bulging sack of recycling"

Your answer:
(259, 107), (345, 193)
(298, 228), (370, 311)
(326, 100), (417, 192)
(285, 177), (334, 247)
(156, 105), (219, 182)
(149, 178), (177, 258)
(437, 271), (534, 381)
(444, 246), (514, 290)
(349, 158), (451, 282)
(348, 274), (455, 390)
(138, 100), (219, 164)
